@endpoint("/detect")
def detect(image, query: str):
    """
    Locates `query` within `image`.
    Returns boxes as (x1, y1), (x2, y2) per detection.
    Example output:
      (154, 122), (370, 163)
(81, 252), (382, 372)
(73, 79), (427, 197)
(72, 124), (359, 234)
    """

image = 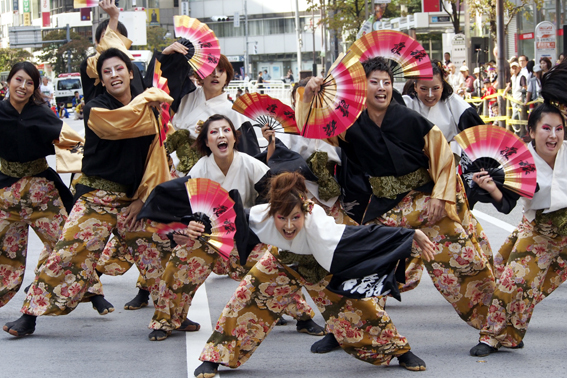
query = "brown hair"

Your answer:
(198, 54), (234, 88)
(8, 62), (44, 106)
(267, 172), (308, 218)
(194, 114), (240, 156)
